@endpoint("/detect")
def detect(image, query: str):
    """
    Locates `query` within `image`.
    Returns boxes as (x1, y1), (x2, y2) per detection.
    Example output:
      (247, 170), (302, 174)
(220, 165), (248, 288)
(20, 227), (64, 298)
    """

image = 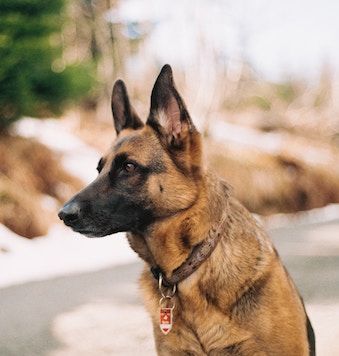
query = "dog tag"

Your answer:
(159, 307), (173, 335)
